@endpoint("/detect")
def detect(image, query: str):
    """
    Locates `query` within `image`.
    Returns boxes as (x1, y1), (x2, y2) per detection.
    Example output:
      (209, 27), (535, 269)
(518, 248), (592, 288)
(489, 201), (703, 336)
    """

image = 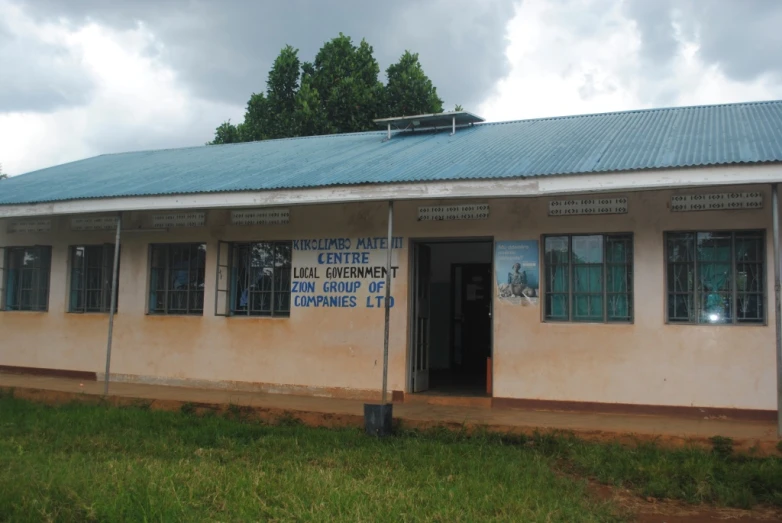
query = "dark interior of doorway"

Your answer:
(422, 241), (493, 397)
